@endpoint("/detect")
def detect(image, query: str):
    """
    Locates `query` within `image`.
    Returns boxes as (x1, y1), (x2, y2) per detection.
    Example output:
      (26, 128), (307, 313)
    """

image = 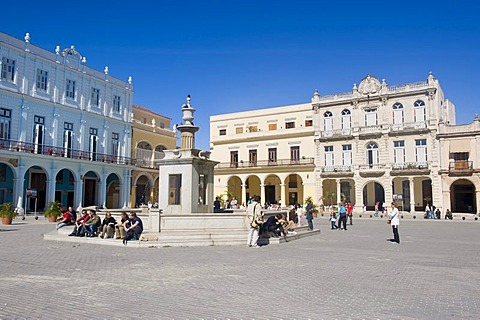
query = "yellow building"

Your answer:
(131, 105), (177, 207)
